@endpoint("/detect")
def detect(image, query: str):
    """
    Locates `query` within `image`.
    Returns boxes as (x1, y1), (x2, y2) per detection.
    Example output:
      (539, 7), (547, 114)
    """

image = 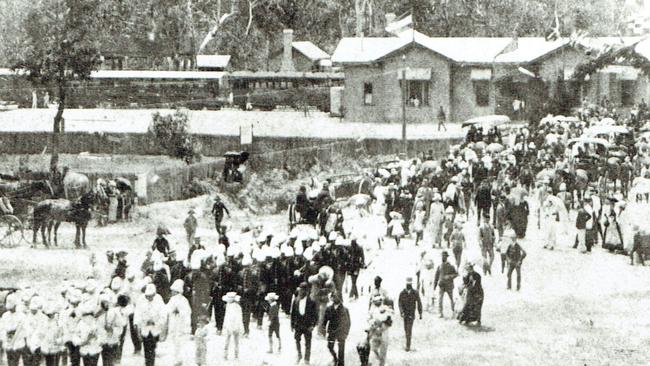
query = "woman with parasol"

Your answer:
(457, 262), (484, 327)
